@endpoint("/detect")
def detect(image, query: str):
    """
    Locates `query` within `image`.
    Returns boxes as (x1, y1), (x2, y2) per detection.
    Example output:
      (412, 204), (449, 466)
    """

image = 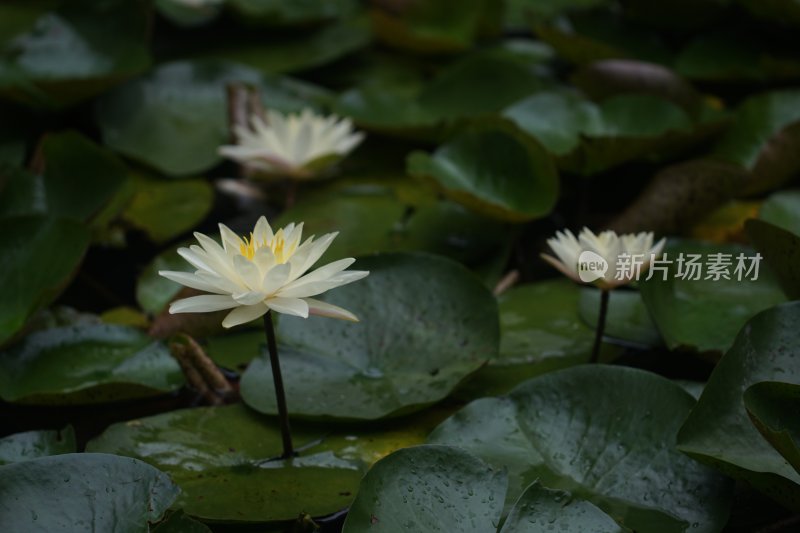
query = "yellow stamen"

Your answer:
(238, 229), (297, 263)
